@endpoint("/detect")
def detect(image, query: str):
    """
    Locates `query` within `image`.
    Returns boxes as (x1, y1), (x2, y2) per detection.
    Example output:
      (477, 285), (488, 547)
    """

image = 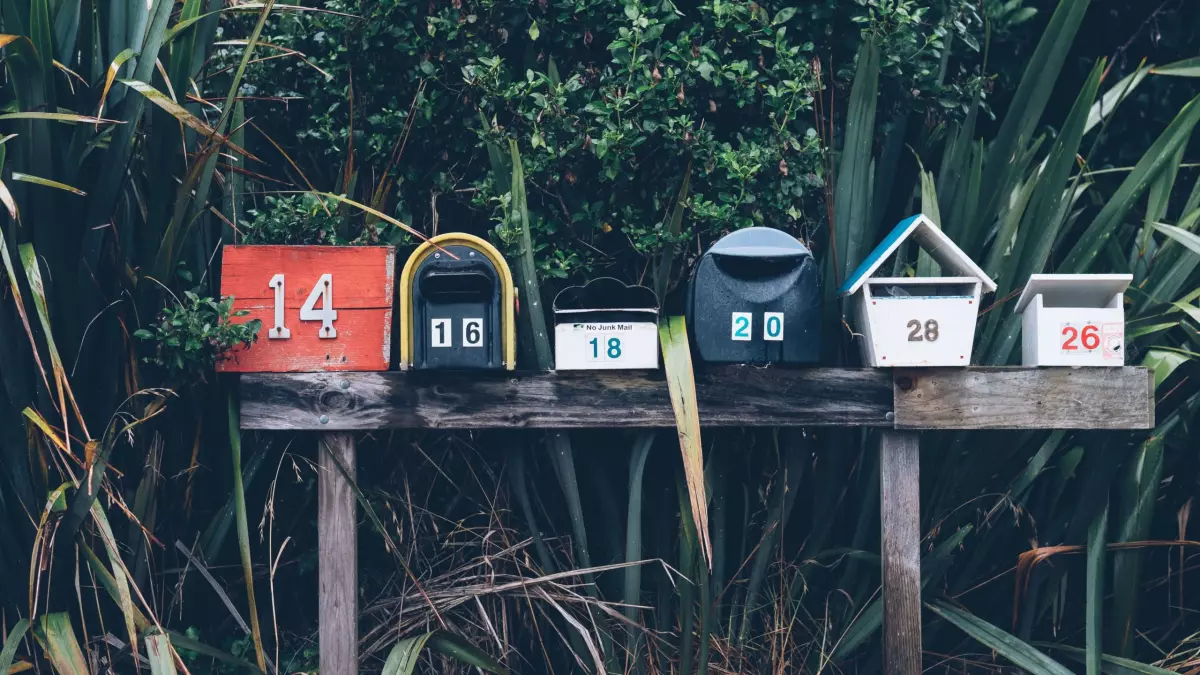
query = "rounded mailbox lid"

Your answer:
(708, 227), (812, 259)
(553, 277), (660, 314)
